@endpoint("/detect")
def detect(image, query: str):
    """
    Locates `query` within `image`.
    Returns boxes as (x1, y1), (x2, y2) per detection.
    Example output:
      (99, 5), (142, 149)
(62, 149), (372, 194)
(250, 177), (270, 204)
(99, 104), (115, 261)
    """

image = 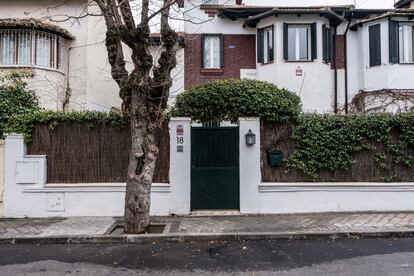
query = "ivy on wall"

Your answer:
(284, 113), (414, 180)
(6, 110), (127, 142)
